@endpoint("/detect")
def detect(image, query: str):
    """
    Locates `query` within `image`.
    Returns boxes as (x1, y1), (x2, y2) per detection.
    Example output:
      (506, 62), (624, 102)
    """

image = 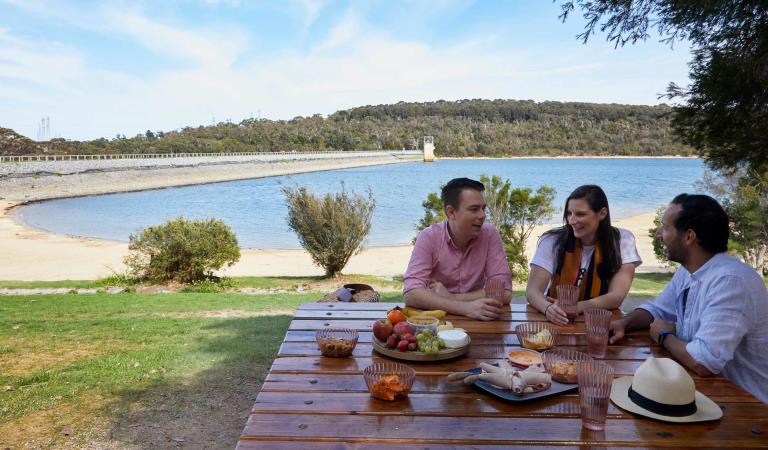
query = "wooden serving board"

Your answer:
(372, 337), (470, 361)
